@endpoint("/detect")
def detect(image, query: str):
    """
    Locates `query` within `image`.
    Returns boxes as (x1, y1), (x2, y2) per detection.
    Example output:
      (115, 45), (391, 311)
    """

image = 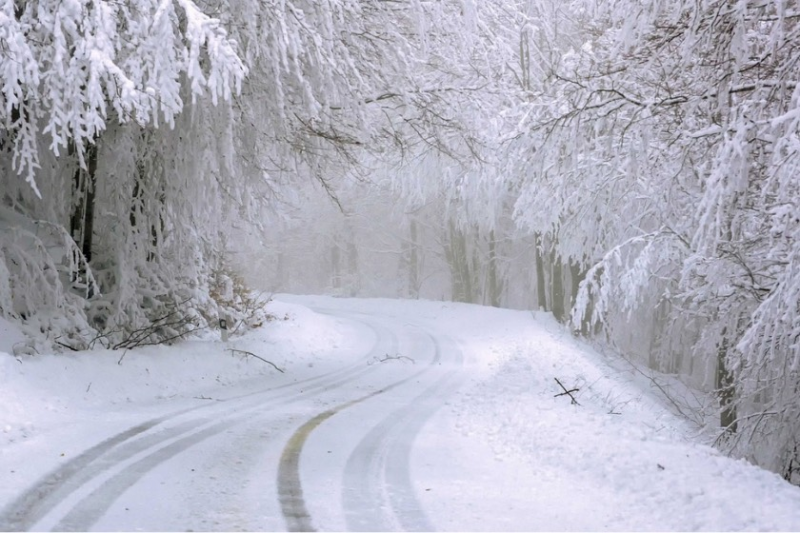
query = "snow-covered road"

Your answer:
(0, 302), (468, 531)
(278, 311), (464, 532)
(2, 295), (800, 531)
